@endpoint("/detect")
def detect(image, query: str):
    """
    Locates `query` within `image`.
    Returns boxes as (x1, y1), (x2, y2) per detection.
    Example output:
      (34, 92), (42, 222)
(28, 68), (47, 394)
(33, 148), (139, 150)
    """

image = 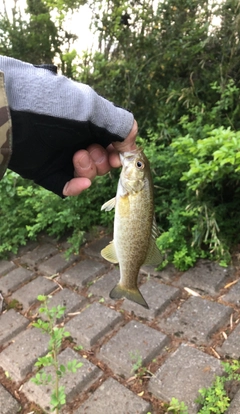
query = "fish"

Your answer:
(100, 147), (162, 309)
